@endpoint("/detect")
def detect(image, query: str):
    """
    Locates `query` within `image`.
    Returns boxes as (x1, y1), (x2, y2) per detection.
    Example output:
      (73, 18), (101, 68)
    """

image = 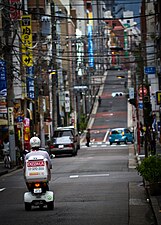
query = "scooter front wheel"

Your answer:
(25, 202), (31, 211)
